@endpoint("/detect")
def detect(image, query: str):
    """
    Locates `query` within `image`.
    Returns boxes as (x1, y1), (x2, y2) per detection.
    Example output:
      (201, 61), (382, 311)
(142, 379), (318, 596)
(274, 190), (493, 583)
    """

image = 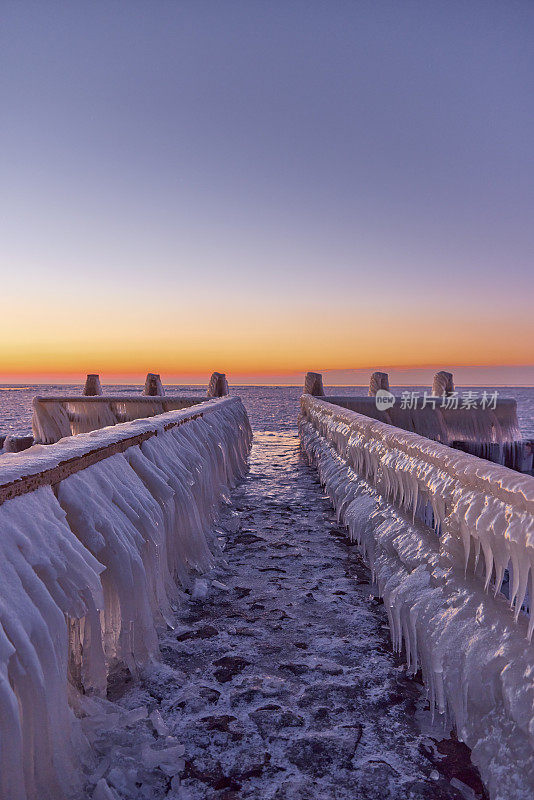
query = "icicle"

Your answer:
(0, 488), (104, 799)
